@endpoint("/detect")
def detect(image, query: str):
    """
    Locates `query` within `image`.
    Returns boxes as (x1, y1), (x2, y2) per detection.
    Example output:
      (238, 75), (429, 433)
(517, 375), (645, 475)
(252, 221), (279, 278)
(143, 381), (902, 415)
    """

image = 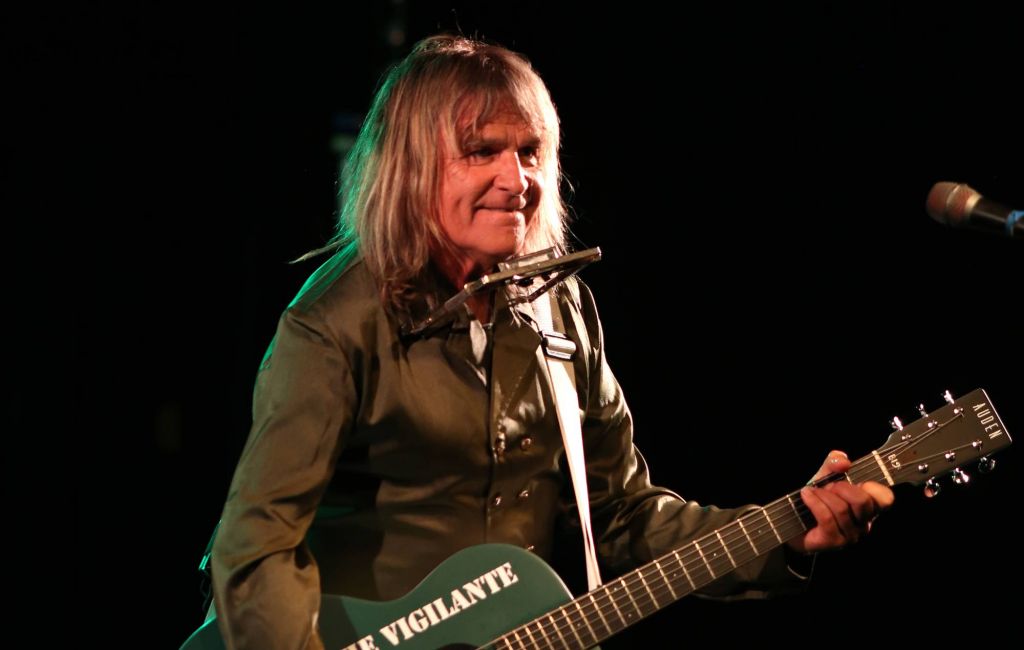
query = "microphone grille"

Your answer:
(926, 182), (980, 226)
